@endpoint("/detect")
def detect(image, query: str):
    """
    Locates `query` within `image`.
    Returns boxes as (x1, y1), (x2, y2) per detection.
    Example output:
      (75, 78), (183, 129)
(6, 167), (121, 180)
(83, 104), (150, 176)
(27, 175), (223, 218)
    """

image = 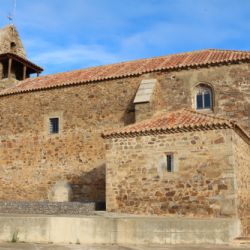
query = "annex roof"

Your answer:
(0, 49), (250, 96)
(102, 109), (250, 143)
